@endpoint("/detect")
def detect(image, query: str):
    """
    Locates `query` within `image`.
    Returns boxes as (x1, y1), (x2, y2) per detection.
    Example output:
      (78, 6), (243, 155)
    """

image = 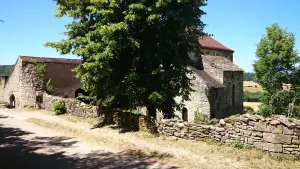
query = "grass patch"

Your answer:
(244, 86), (264, 93)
